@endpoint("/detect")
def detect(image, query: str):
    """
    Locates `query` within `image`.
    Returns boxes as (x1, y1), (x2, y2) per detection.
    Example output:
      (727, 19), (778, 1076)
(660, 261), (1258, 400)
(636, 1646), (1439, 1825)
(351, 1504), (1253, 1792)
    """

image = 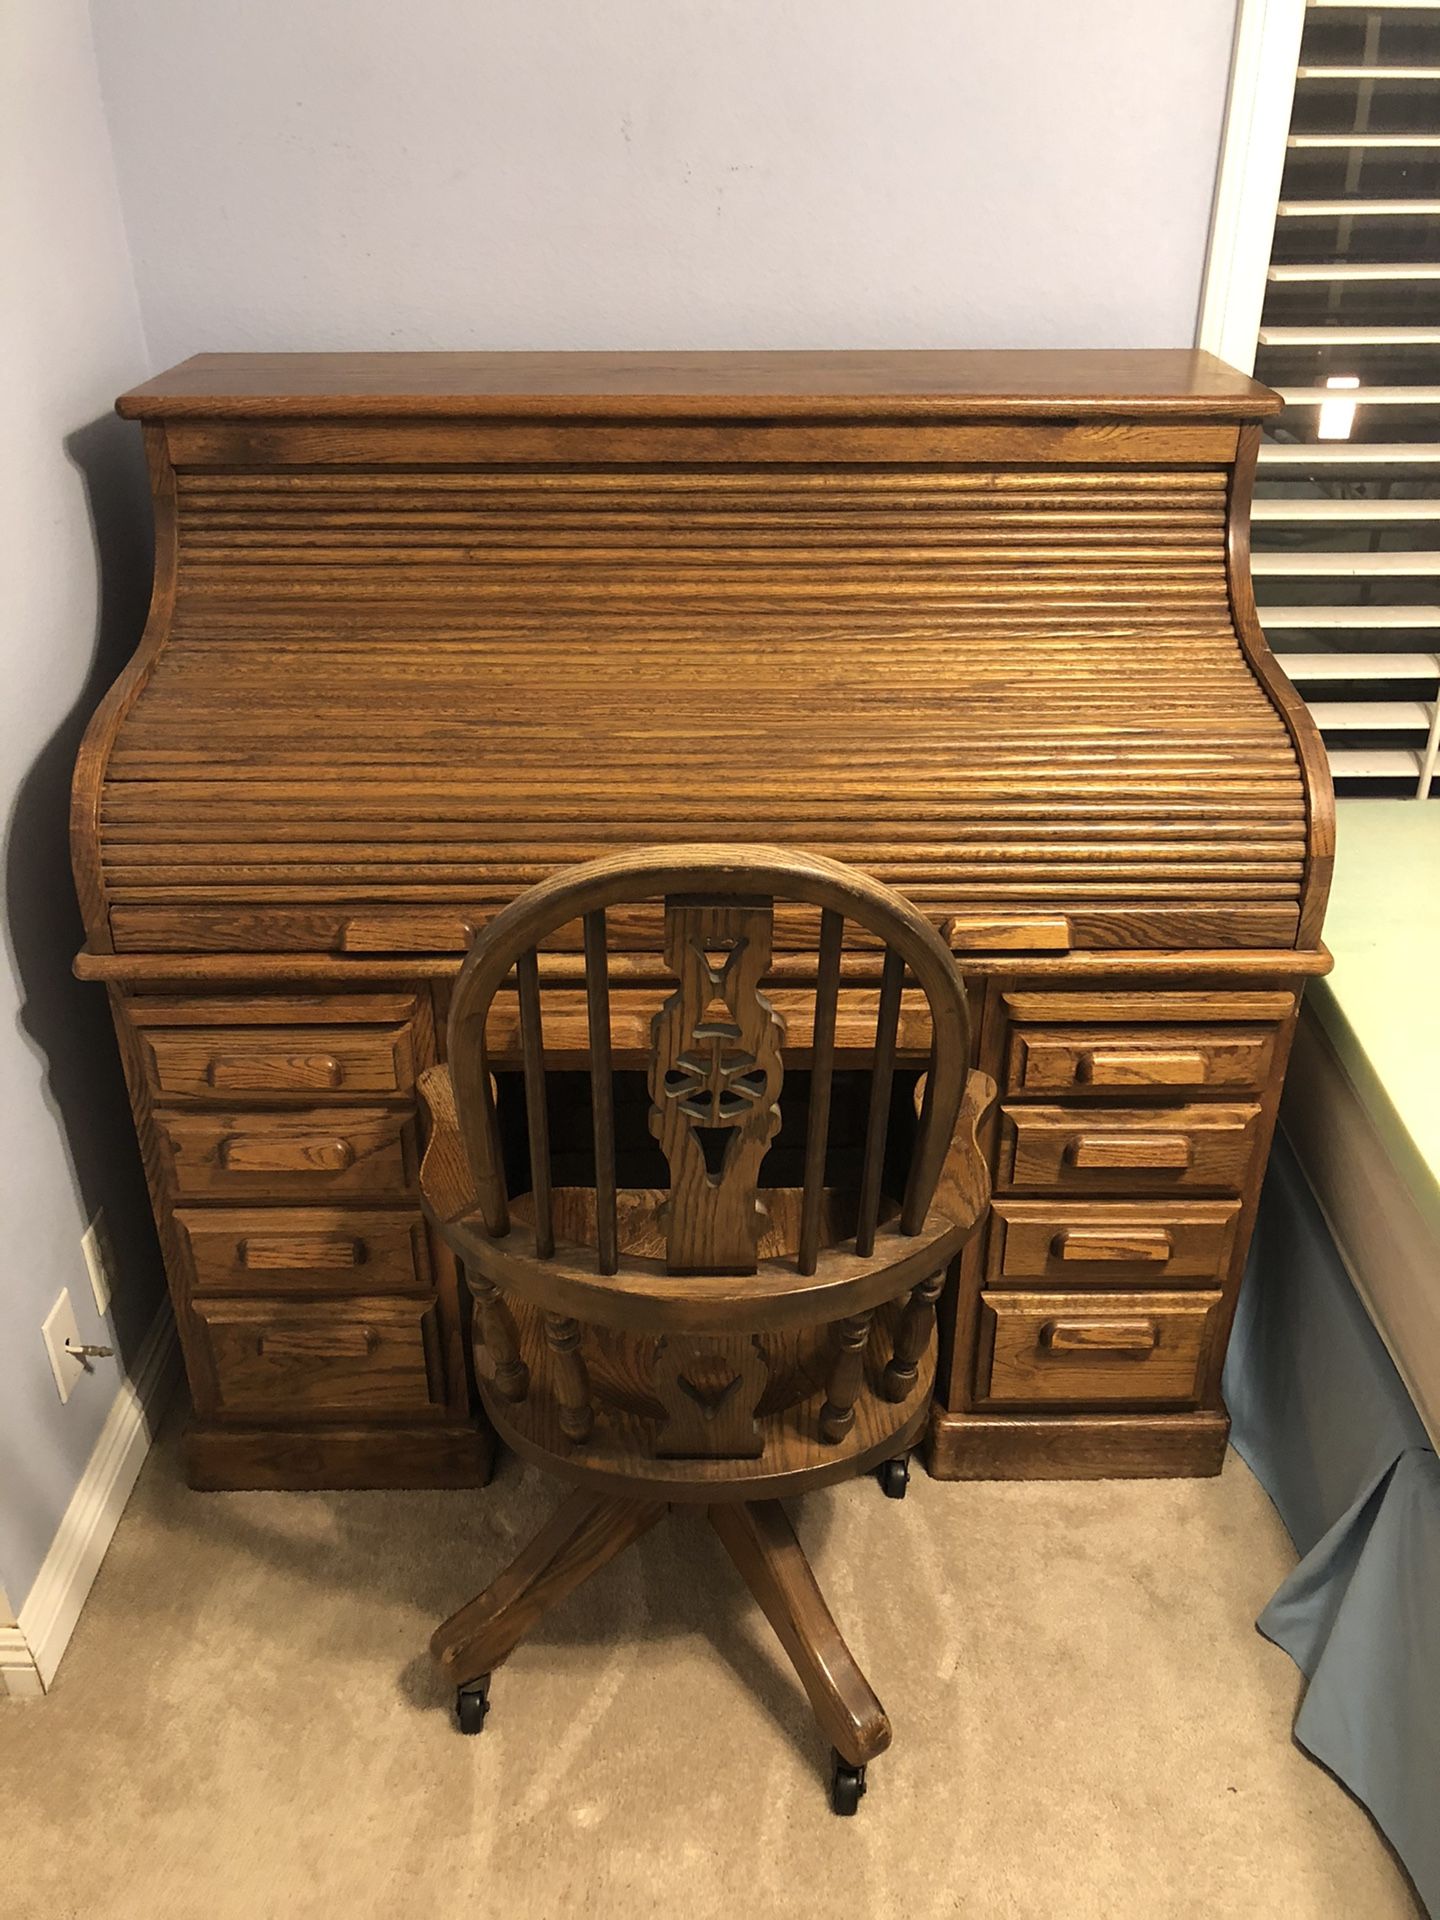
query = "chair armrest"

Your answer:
(916, 1068), (996, 1231)
(417, 1064), (480, 1225)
